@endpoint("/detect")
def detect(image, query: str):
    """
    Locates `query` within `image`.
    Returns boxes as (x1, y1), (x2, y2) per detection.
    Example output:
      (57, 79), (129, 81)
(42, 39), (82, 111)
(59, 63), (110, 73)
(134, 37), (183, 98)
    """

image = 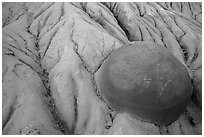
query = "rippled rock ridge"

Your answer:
(2, 2), (202, 135)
